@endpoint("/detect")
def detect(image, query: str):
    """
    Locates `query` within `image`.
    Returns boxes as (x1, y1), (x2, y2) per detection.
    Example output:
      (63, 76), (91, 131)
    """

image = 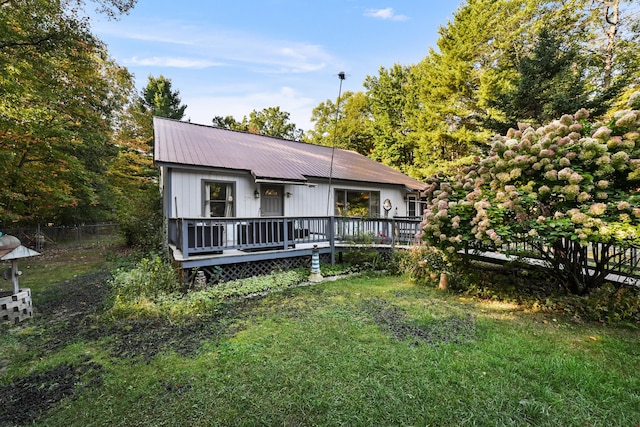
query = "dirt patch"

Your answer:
(106, 306), (243, 363)
(0, 357), (103, 426)
(2, 269), (242, 425)
(362, 298), (477, 346)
